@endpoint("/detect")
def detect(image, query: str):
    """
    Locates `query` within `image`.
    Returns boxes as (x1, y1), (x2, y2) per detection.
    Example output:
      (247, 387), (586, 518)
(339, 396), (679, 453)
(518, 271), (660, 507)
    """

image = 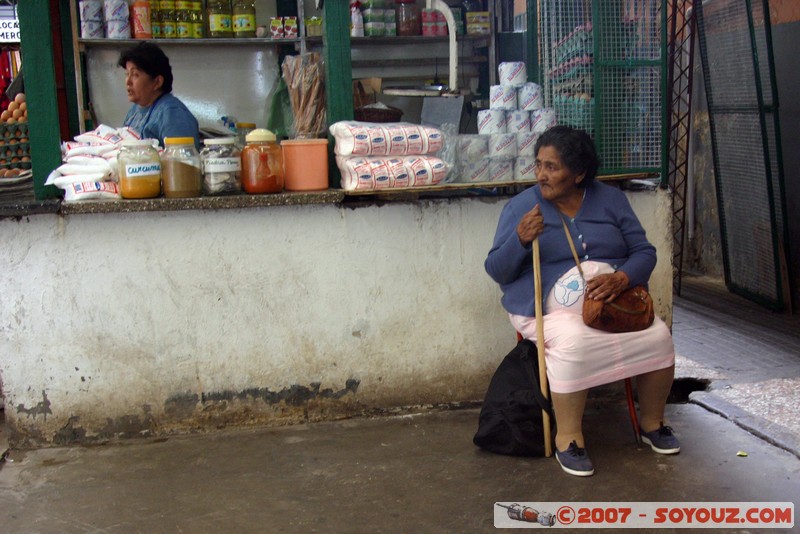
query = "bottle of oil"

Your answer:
(191, 0), (204, 38)
(151, 0), (162, 38)
(160, 0), (177, 38)
(175, 0), (192, 38)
